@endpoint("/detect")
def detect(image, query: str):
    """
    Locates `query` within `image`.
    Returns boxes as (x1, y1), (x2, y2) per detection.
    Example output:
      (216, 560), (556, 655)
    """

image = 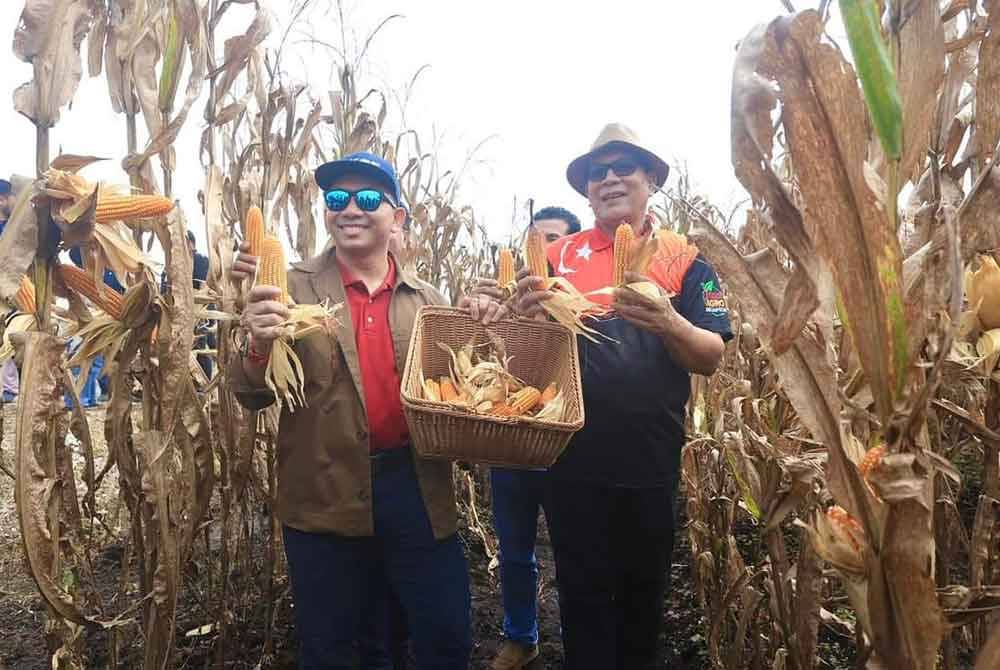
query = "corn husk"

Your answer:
(0, 313), (39, 362)
(537, 277), (612, 343)
(264, 300), (343, 411)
